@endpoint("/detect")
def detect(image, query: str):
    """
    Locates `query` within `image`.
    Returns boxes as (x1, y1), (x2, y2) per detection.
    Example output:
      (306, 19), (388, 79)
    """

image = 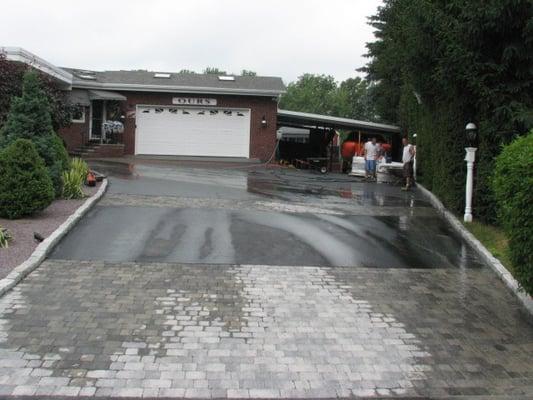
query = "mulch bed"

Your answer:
(0, 183), (100, 279)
